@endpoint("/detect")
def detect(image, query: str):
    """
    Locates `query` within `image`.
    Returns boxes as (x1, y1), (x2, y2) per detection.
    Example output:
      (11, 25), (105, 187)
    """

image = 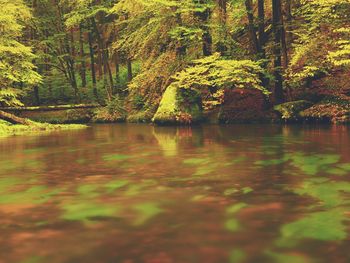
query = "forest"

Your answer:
(2, 1), (350, 263)
(0, 0), (349, 132)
